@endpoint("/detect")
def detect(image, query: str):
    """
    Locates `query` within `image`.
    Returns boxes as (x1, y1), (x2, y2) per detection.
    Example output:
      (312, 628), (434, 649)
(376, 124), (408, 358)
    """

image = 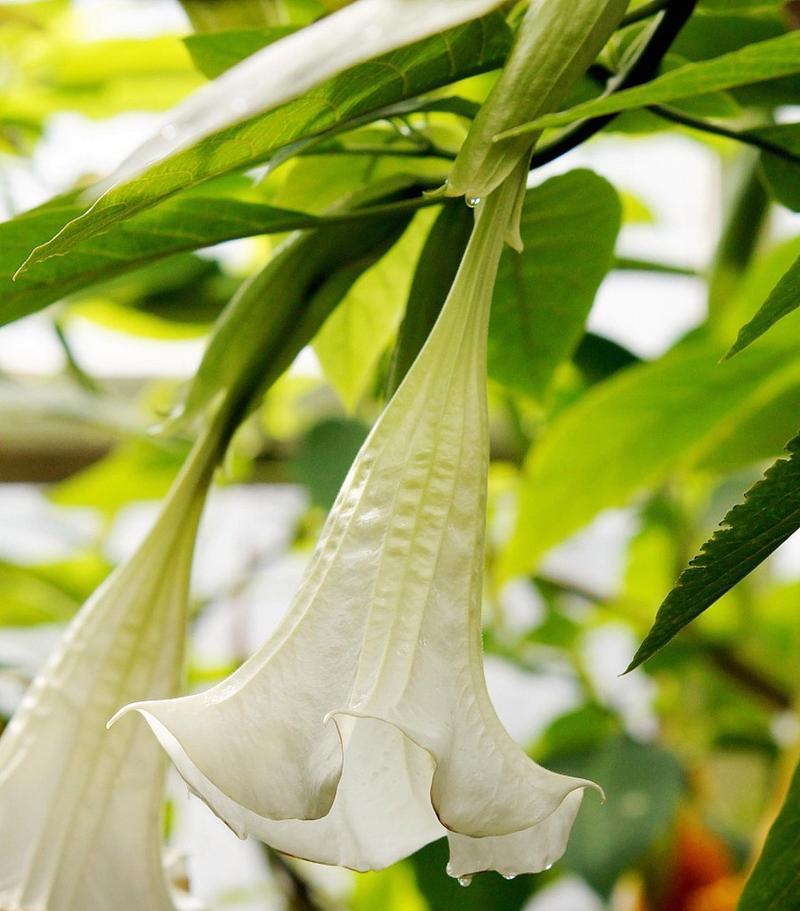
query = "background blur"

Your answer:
(2, 2), (800, 910)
